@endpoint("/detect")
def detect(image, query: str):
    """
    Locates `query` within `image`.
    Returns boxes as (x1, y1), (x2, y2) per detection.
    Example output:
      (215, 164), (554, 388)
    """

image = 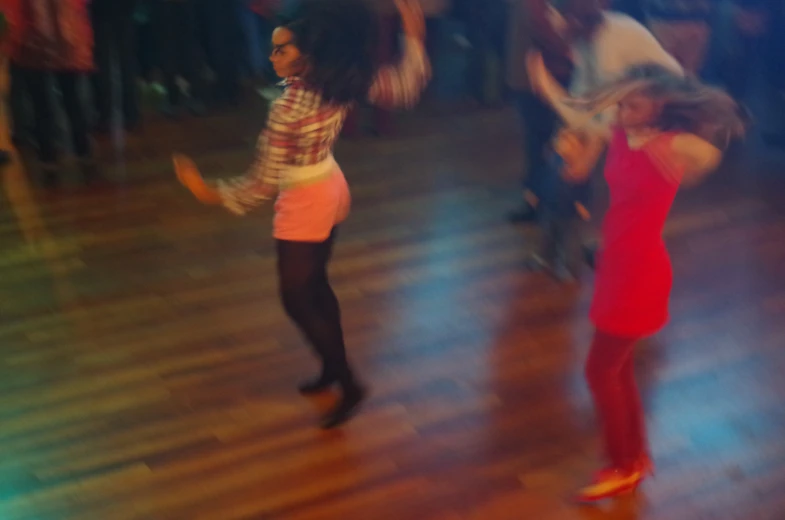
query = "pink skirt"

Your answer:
(273, 169), (351, 242)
